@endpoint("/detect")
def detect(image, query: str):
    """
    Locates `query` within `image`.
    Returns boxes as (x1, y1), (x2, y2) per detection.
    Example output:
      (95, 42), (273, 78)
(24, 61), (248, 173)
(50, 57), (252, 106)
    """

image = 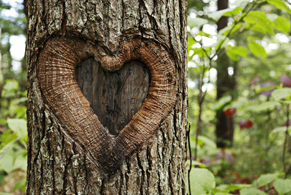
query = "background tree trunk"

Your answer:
(26, 0), (188, 194)
(215, 0), (235, 148)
